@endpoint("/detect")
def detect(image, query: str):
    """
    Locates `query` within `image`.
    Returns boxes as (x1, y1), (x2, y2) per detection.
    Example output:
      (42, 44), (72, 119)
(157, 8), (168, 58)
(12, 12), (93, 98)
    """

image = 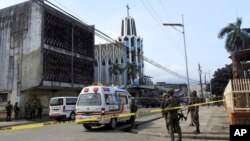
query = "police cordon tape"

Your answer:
(0, 99), (224, 132)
